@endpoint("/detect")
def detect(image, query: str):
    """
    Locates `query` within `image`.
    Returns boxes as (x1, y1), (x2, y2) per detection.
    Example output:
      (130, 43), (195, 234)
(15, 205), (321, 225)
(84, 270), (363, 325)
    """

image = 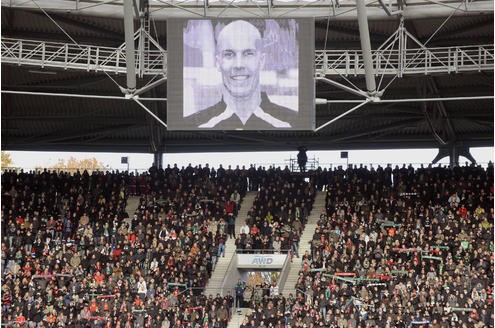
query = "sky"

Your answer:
(5, 147), (494, 172)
